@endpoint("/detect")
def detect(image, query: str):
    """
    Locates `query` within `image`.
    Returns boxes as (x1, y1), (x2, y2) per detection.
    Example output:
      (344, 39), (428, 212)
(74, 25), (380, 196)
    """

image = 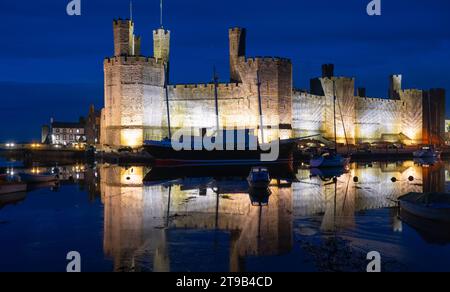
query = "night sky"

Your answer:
(1, 0), (450, 142)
